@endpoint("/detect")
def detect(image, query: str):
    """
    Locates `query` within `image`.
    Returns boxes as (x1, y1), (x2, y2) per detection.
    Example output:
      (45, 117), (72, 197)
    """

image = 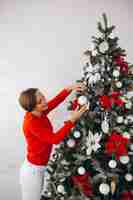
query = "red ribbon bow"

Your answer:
(99, 91), (124, 110)
(71, 172), (93, 197)
(105, 132), (129, 160)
